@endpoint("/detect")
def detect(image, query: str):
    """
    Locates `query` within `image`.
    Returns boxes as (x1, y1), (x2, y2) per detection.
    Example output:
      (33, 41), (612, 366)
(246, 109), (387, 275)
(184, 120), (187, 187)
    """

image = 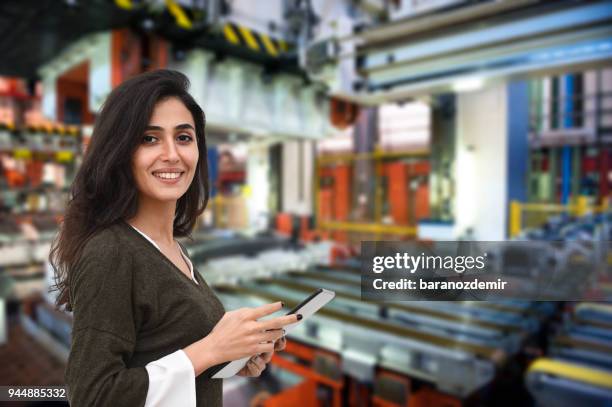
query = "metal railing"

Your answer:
(509, 196), (610, 237)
